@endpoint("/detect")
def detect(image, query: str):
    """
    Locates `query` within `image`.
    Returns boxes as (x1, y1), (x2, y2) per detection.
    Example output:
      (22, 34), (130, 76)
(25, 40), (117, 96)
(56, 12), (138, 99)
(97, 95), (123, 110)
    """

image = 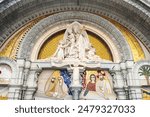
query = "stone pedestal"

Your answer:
(70, 87), (82, 100)
(129, 86), (142, 100)
(24, 87), (37, 100)
(114, 88), (126, 100)
(8, 85), (22, 100)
